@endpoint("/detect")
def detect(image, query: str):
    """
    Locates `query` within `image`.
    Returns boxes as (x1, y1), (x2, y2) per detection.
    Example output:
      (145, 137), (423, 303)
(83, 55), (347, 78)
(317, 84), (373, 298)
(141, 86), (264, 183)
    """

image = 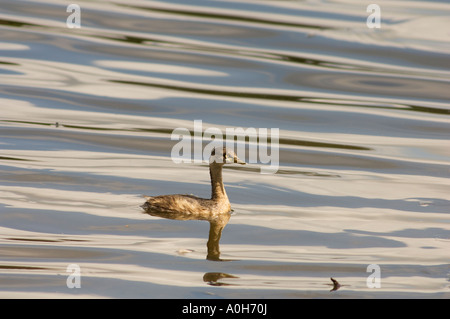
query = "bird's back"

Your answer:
(142, 194), (230, 220)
